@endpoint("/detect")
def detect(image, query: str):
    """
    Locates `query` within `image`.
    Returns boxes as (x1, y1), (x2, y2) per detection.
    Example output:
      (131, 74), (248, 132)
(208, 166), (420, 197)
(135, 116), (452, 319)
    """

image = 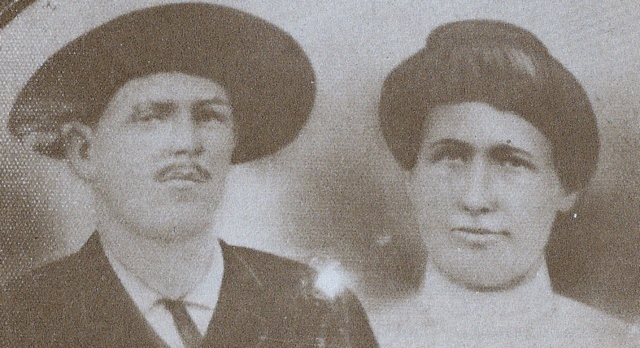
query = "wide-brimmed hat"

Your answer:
(8, 2), (316, 163)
